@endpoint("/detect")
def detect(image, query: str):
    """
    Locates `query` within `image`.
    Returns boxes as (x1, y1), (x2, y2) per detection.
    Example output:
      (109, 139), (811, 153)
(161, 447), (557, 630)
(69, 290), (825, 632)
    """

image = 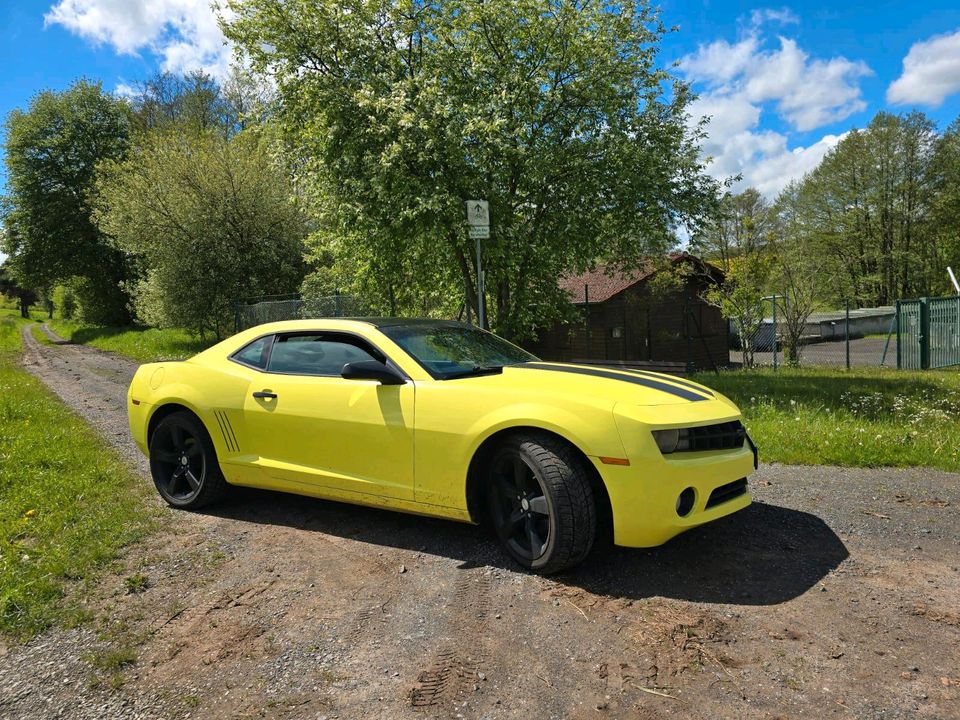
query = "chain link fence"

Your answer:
(729, 295), (899, 369)
(235, 293), (375, 332)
